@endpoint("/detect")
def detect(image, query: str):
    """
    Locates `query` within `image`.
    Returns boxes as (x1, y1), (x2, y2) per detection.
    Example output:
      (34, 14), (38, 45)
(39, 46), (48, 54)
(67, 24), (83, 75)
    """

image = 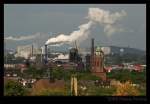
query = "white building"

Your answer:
(15, 45), (42, 59)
